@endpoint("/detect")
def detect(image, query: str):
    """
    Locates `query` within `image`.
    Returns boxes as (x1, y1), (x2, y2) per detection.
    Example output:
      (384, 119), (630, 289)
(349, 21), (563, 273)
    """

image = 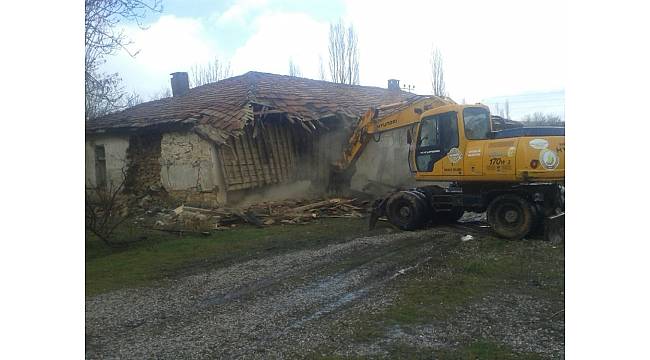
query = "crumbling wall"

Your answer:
(160, 131), (227, 207)
(349, 126), (417, 195)
(125, 132), (163, 194)
(226, 180), (316, 206)
(218, 120), (301, 191)
(85, 134), (130, 190)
